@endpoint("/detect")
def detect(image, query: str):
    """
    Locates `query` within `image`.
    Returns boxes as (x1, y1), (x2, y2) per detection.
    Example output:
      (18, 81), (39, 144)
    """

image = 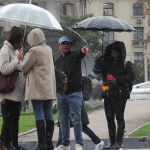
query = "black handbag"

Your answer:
(55, 67), (67, 94)
(0, 69), (20, 94)
(0, 51), (20, 94)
